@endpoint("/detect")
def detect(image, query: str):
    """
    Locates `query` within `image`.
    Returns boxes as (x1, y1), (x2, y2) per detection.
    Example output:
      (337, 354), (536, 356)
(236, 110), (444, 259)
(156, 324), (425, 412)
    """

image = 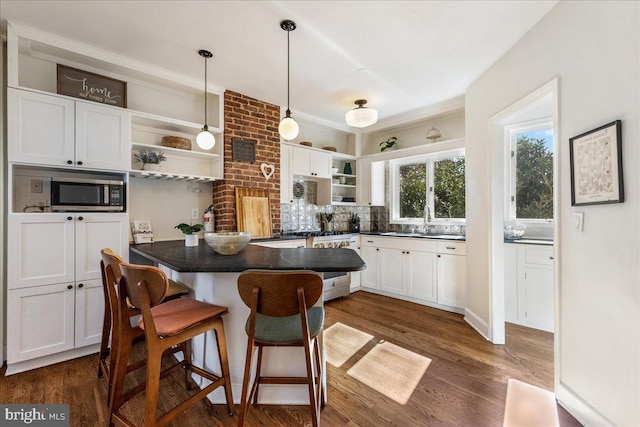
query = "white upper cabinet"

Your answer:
(75, 101), (131, 171)
(291, 145), (331, 178)
(8, 88), (75, 166)
(280, 144), (293, 203)
(8, 88), (130, 171)
(356, 156), (385, 206)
